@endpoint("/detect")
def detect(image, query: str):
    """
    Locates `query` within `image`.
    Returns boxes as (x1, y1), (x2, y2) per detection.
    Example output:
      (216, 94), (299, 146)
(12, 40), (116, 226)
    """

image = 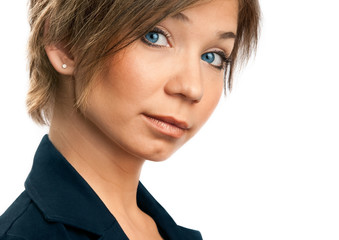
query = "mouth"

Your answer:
(142, 114), (190, 138)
